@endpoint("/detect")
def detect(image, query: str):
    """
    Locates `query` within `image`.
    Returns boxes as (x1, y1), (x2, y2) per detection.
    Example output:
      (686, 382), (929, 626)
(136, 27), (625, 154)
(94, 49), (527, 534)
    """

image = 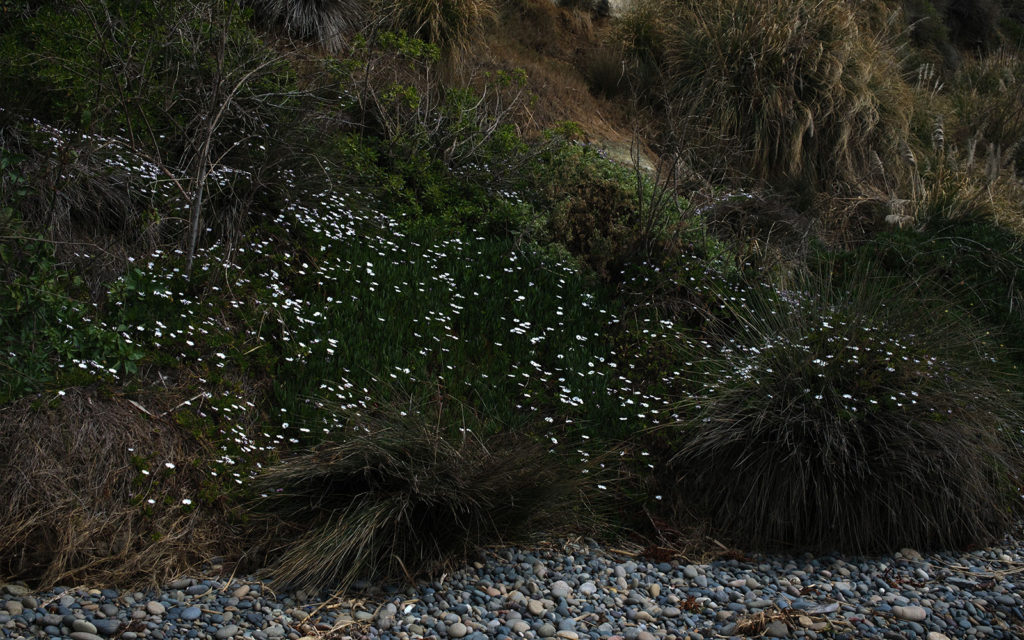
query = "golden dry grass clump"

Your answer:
(380, 0), (496, 61)
(0, 387), (235, 588)
(630, 0), (913, 190)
